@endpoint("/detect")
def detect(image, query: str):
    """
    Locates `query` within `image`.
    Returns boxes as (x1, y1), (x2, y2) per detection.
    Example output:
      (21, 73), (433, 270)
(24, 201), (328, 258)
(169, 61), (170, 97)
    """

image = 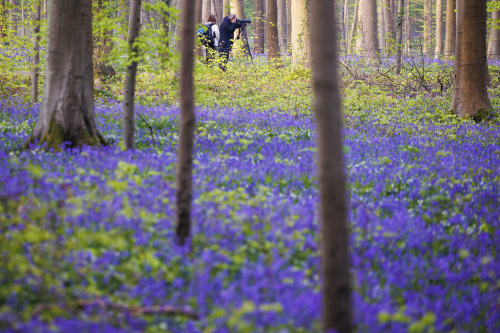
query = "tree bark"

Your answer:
(434, 0), (443, 57)
(31, 0), (106, 150)
(291, 0), (310, 66)
(9, 0), (18, 35)
(212, 0), (223, 24)
(277, 0), (287, 53)
(176, 0), (196, 246)
(342, 0), (349, 52)
(223, 0), (229, 16)
(451, 0), (491, 118)
(310, 0), (352, 331)
(444, 0), (455, 58)
(286, 0), (291, 52)
(348, 0), (359, 53)
(0, 0), (6, 40)
(380, 1), (386, 52)
(362, 0), (378, 58)
(254, 0), (264, 53)
(267, 0), (281, 60)
(122, 0), (141, 150)
(395, 0), (404, 73)
(383, 0), (394, 52)
(202, 0), (210, 22)
(404, 0), (409, 52)
(31, 1), (41, 103)
(488, 3), (500, 60)
(423, 0), (432, 53)
(229, 0), (244, 18)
